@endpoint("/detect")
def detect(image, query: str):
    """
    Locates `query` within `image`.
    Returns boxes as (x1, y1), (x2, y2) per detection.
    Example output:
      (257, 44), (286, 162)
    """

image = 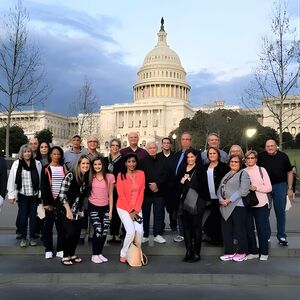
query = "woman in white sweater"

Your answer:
(7, 144), (42, 247)
(245, 150), (272, 261)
